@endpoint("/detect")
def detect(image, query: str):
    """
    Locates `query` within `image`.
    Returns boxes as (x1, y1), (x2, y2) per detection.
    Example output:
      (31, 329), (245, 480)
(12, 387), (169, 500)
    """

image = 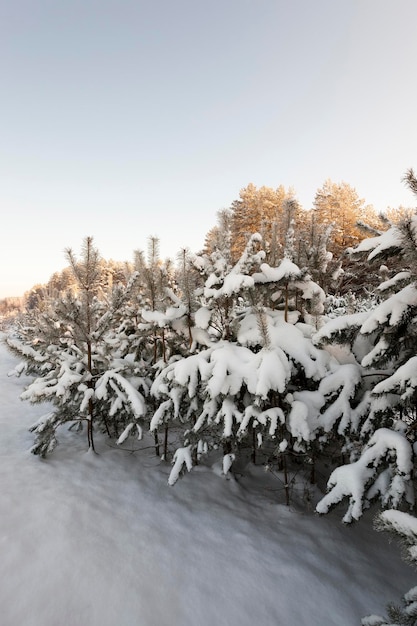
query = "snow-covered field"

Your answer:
(0, 337), (414, 626)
